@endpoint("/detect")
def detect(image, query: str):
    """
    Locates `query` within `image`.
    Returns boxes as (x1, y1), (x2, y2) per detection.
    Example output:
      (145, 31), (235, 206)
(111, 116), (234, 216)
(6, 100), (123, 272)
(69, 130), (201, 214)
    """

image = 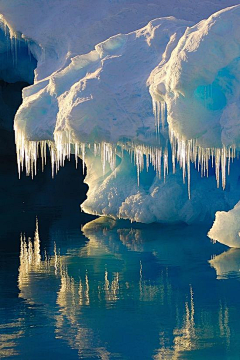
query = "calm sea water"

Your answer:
(1, 158), (240, 360)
